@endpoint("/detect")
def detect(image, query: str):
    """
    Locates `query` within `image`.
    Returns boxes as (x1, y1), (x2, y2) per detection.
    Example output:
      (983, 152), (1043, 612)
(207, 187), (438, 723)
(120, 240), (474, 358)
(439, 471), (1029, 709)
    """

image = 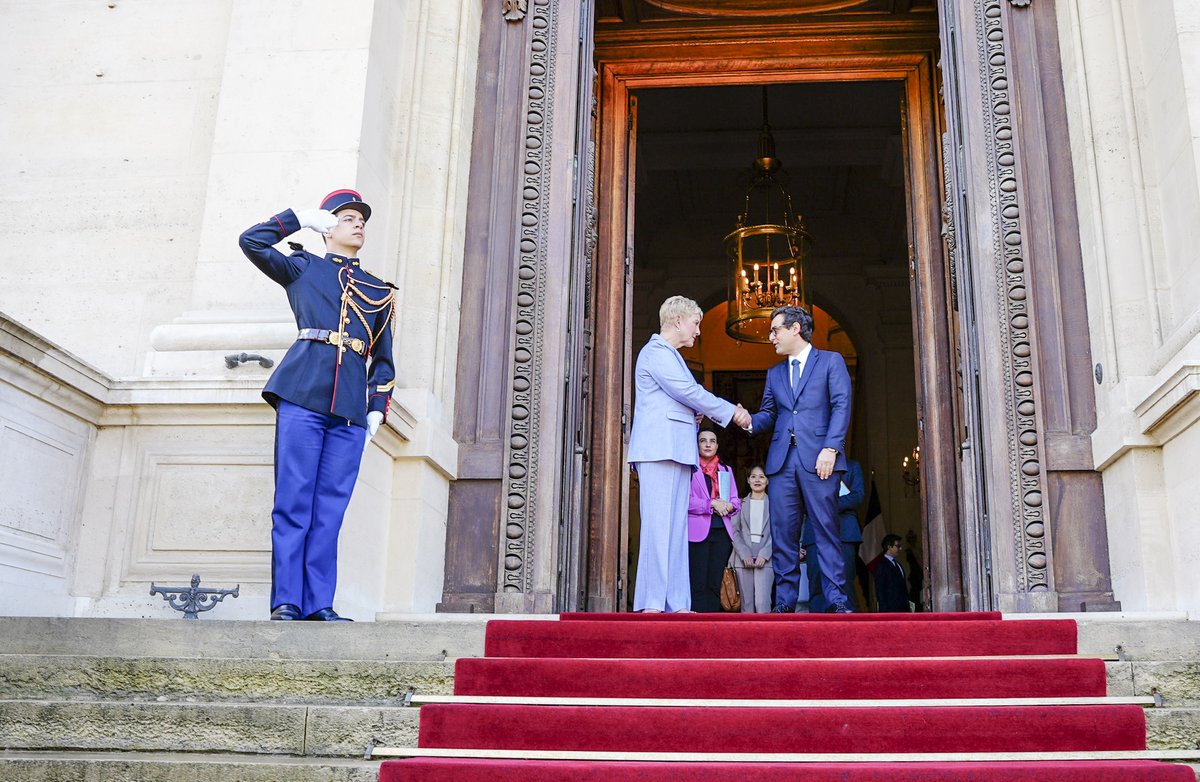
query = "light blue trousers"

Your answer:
(632, 460), (693, 612)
